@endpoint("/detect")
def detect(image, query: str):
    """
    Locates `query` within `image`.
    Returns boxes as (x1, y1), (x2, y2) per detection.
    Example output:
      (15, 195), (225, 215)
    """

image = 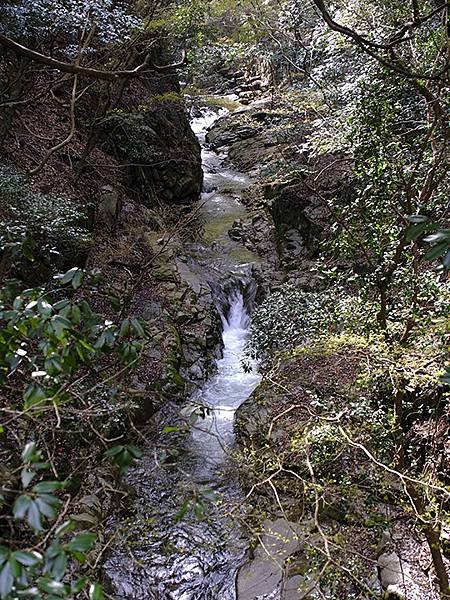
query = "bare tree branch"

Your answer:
(0, 34), (186, 80)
